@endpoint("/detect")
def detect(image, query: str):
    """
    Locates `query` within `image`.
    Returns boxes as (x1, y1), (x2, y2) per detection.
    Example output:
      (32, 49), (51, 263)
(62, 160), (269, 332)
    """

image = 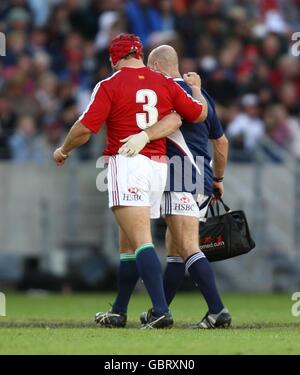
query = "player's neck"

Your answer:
(120, 59), (145, 69)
